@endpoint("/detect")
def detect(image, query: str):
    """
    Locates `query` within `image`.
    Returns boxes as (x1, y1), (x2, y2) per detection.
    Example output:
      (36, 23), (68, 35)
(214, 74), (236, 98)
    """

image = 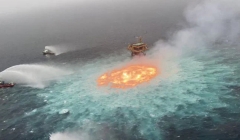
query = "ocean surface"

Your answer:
(1, 0), (240, 140)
